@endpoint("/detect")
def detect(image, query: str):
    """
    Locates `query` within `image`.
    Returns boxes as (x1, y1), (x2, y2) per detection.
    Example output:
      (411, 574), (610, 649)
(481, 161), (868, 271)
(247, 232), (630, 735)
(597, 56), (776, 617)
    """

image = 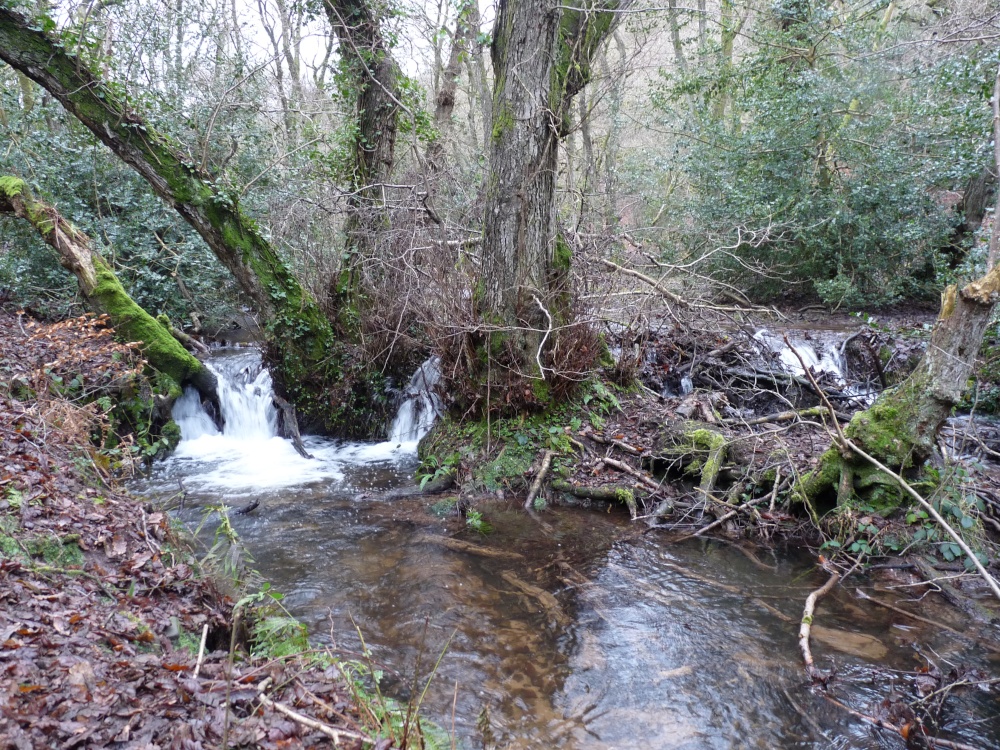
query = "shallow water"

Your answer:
(138, 350), (1000, 749)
